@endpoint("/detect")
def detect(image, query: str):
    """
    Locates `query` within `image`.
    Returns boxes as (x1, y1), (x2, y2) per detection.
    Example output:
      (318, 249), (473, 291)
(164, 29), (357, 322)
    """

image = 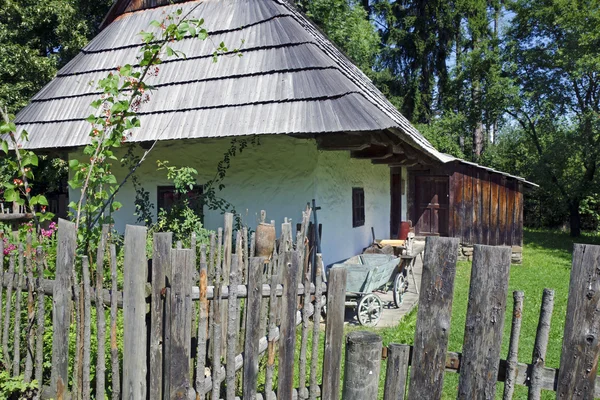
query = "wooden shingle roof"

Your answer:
(15, 0), (453, 163)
